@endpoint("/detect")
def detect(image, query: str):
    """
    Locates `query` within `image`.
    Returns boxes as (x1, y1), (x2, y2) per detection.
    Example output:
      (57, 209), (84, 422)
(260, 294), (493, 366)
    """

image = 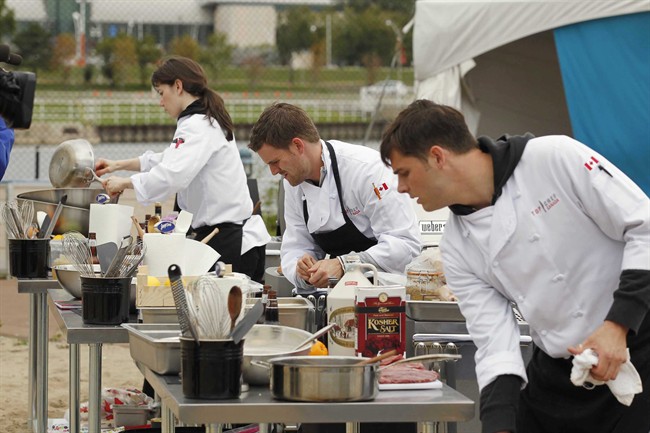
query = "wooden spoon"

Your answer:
(356, 349), (398, 366)
(228, 285), (243, 332)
